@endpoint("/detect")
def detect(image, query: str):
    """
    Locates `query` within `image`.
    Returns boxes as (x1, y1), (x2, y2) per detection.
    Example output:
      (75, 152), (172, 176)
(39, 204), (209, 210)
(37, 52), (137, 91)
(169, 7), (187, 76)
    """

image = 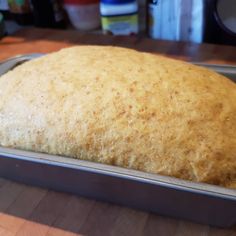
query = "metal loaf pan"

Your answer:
(0, 55), (236, 227)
